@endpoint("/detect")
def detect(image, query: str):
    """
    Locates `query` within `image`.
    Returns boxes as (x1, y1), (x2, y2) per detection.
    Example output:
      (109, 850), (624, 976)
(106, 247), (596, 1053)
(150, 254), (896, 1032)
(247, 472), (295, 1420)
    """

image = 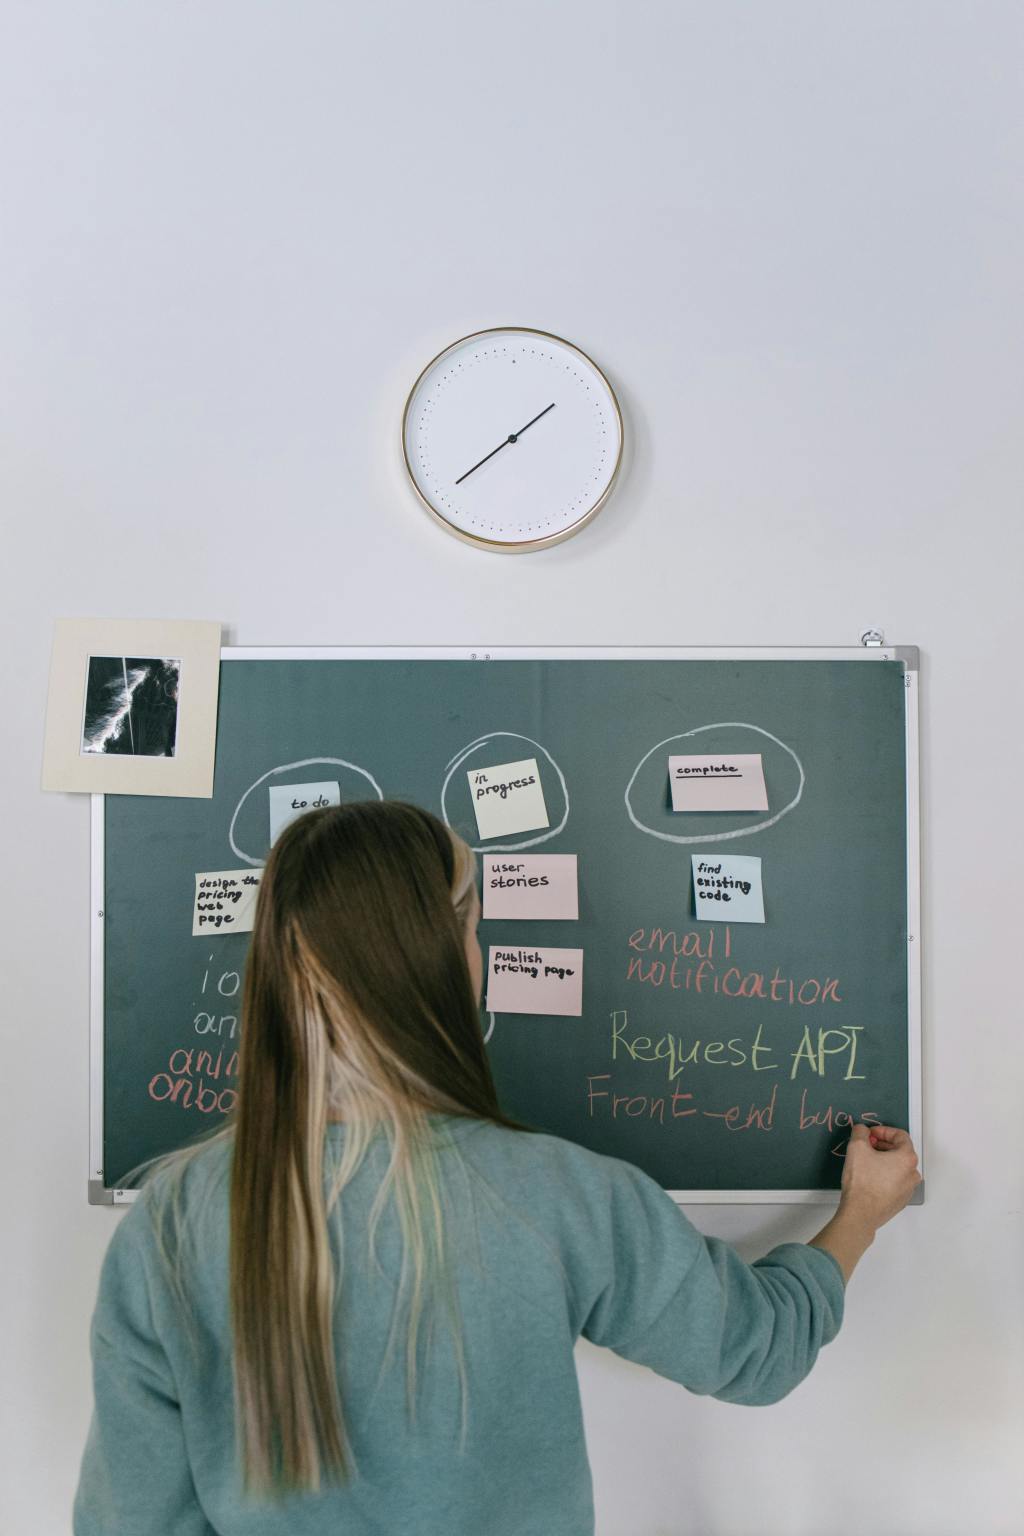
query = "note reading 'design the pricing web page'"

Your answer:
(192, 870), (263, 935)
